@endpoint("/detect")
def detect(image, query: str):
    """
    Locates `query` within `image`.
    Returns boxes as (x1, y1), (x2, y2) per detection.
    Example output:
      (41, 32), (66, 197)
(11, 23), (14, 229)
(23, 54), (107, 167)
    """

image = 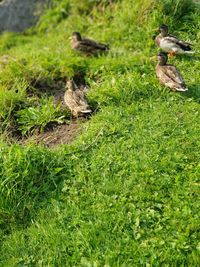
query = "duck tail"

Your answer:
(81, 109), (92, 114)
(105, 44), (110, 51)
(184, 50), (195, 54)
(176, 87), (188, 92)
(99, 43), (110, 51)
